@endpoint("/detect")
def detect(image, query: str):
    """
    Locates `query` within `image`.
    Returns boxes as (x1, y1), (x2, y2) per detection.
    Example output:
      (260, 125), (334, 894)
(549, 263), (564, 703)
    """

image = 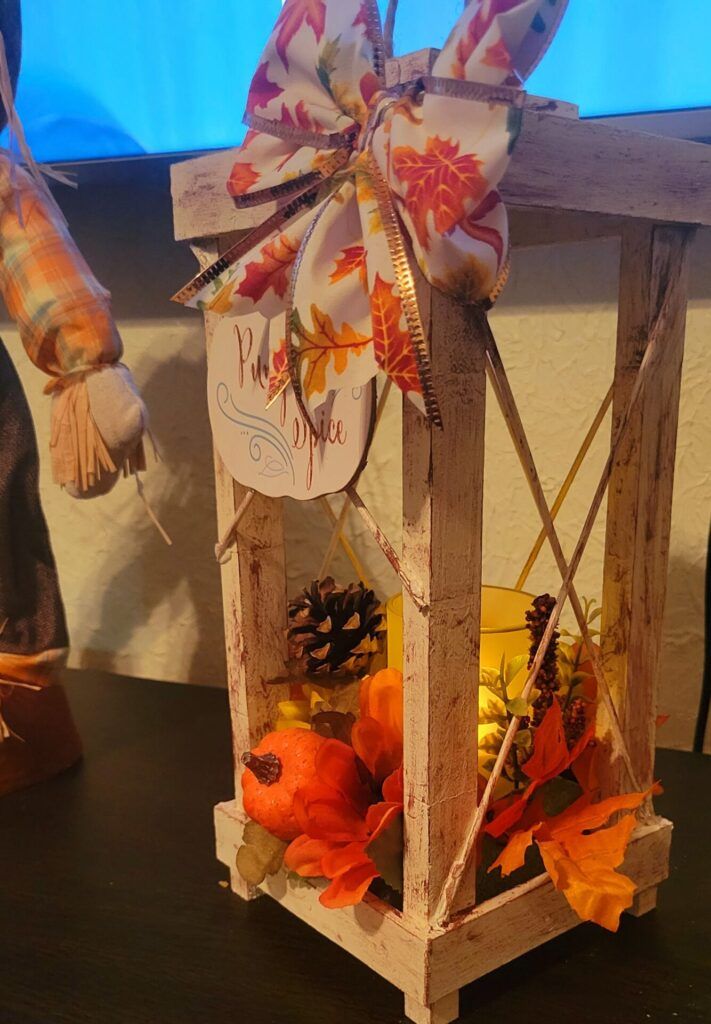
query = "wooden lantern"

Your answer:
(171, 52), (710, 1024)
